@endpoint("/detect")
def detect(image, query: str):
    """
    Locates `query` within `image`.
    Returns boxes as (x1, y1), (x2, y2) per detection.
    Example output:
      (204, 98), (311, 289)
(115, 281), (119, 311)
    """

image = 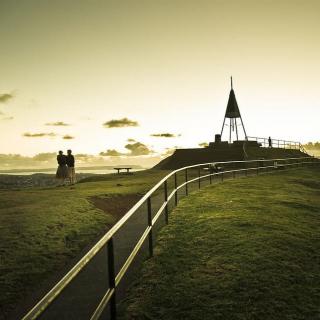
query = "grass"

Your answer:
(0, 169), (169, 319)
(121, 167), (320, 320)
